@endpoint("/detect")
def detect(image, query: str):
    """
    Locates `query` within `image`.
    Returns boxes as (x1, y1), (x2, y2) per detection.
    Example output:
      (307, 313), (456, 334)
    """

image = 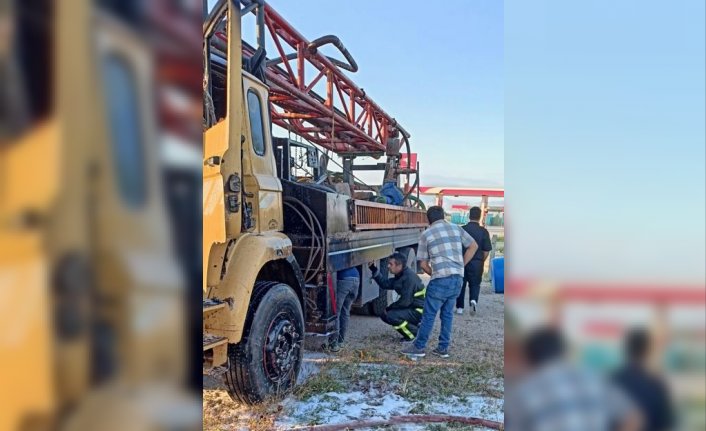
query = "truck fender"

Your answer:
(205, 232), (294, 344)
